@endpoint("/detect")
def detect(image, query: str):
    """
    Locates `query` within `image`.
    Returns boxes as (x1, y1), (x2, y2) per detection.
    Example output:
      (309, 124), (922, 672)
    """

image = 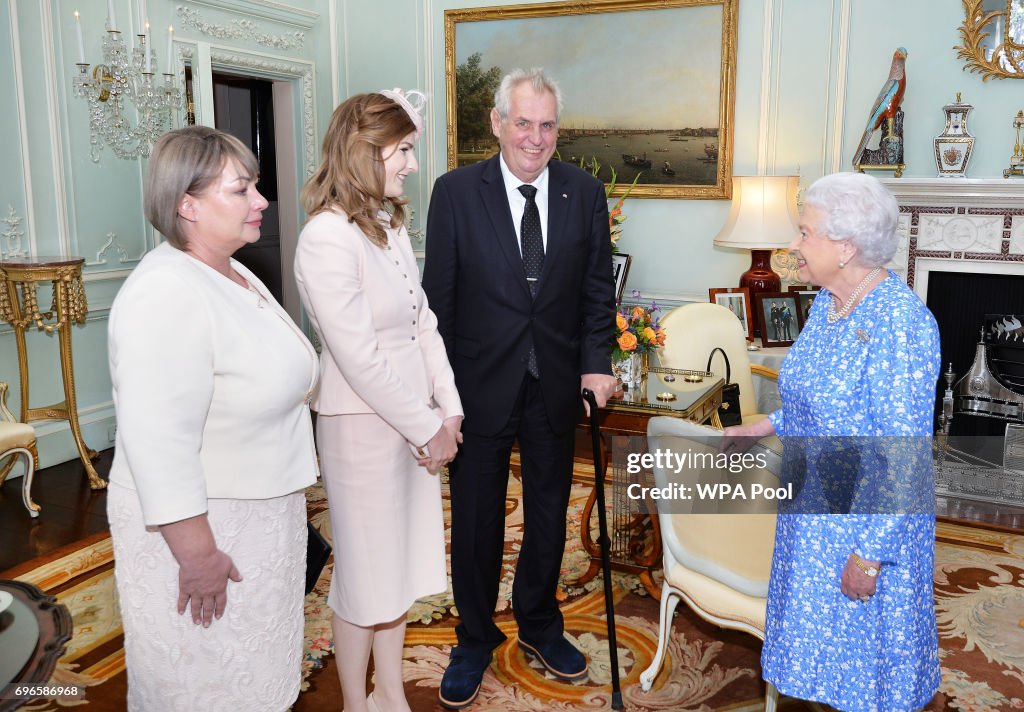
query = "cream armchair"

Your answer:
(656, 303), (778, 425)
(0, 381), (39, 517)
(639, 416), (781, 711)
